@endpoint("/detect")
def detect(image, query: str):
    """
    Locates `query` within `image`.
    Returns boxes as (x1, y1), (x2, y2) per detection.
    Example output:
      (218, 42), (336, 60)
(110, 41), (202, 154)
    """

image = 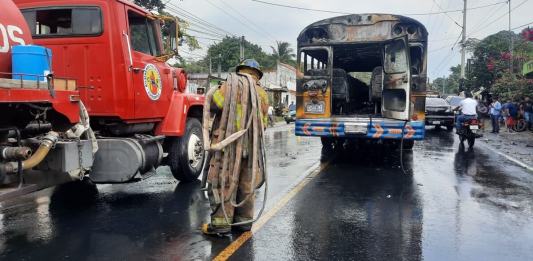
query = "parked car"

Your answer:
(445, 95), (464, 111)
(284, 110), (296, 124)
(425, 97), (455, 131)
